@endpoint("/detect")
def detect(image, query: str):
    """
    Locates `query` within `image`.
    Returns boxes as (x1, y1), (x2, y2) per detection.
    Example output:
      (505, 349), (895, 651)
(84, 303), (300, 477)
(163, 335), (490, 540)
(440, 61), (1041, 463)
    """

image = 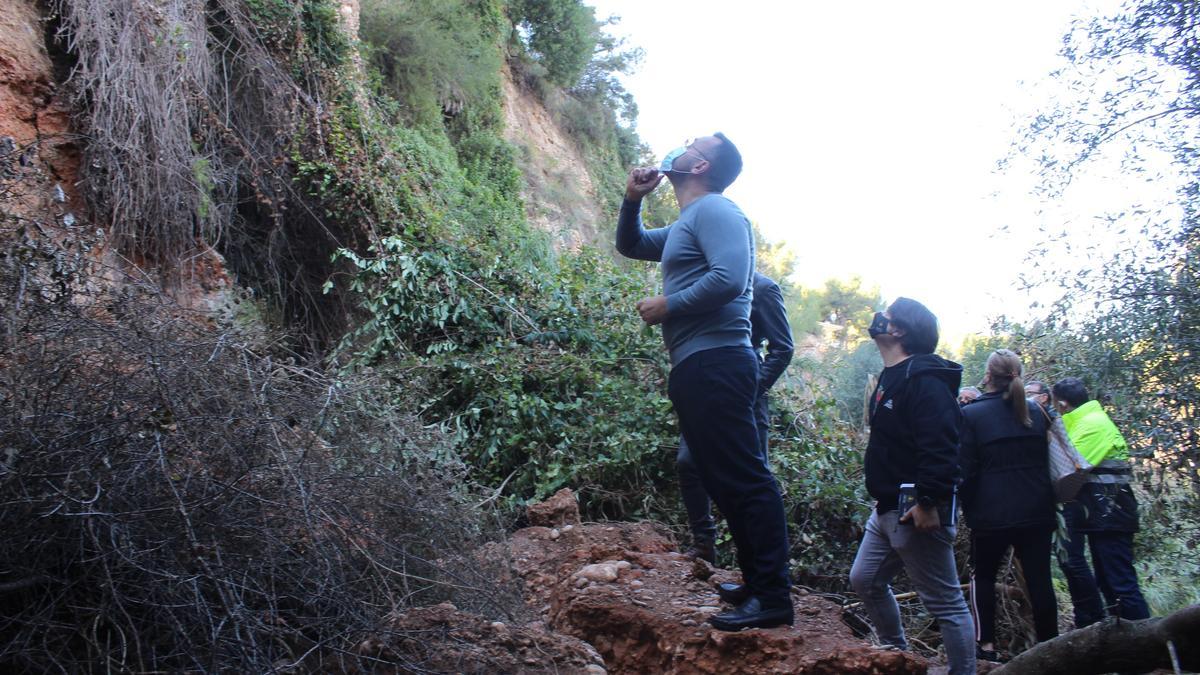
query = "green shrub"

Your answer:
(1132, 476), (1200, 614)
(330, 234), (678, 517)
(359, 0), (505, 129)
(244, 0), (350, 66)
(507, 0), (596, 87)
(770, 390), (871, 583)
